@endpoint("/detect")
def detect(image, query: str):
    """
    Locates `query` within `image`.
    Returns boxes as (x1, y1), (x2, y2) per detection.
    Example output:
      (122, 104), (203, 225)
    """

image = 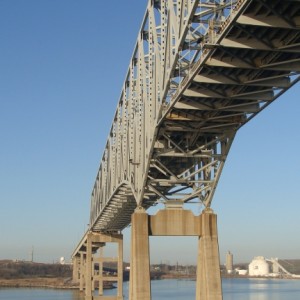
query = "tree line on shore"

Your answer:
(0, 260), (72, 279)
